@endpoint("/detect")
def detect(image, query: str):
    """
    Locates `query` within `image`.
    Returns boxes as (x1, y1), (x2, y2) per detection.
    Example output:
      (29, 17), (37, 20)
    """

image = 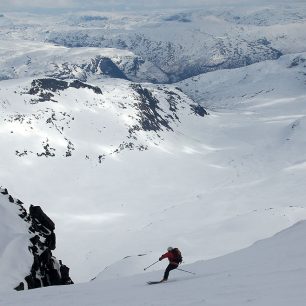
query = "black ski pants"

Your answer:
(163, 263), (178, 280)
